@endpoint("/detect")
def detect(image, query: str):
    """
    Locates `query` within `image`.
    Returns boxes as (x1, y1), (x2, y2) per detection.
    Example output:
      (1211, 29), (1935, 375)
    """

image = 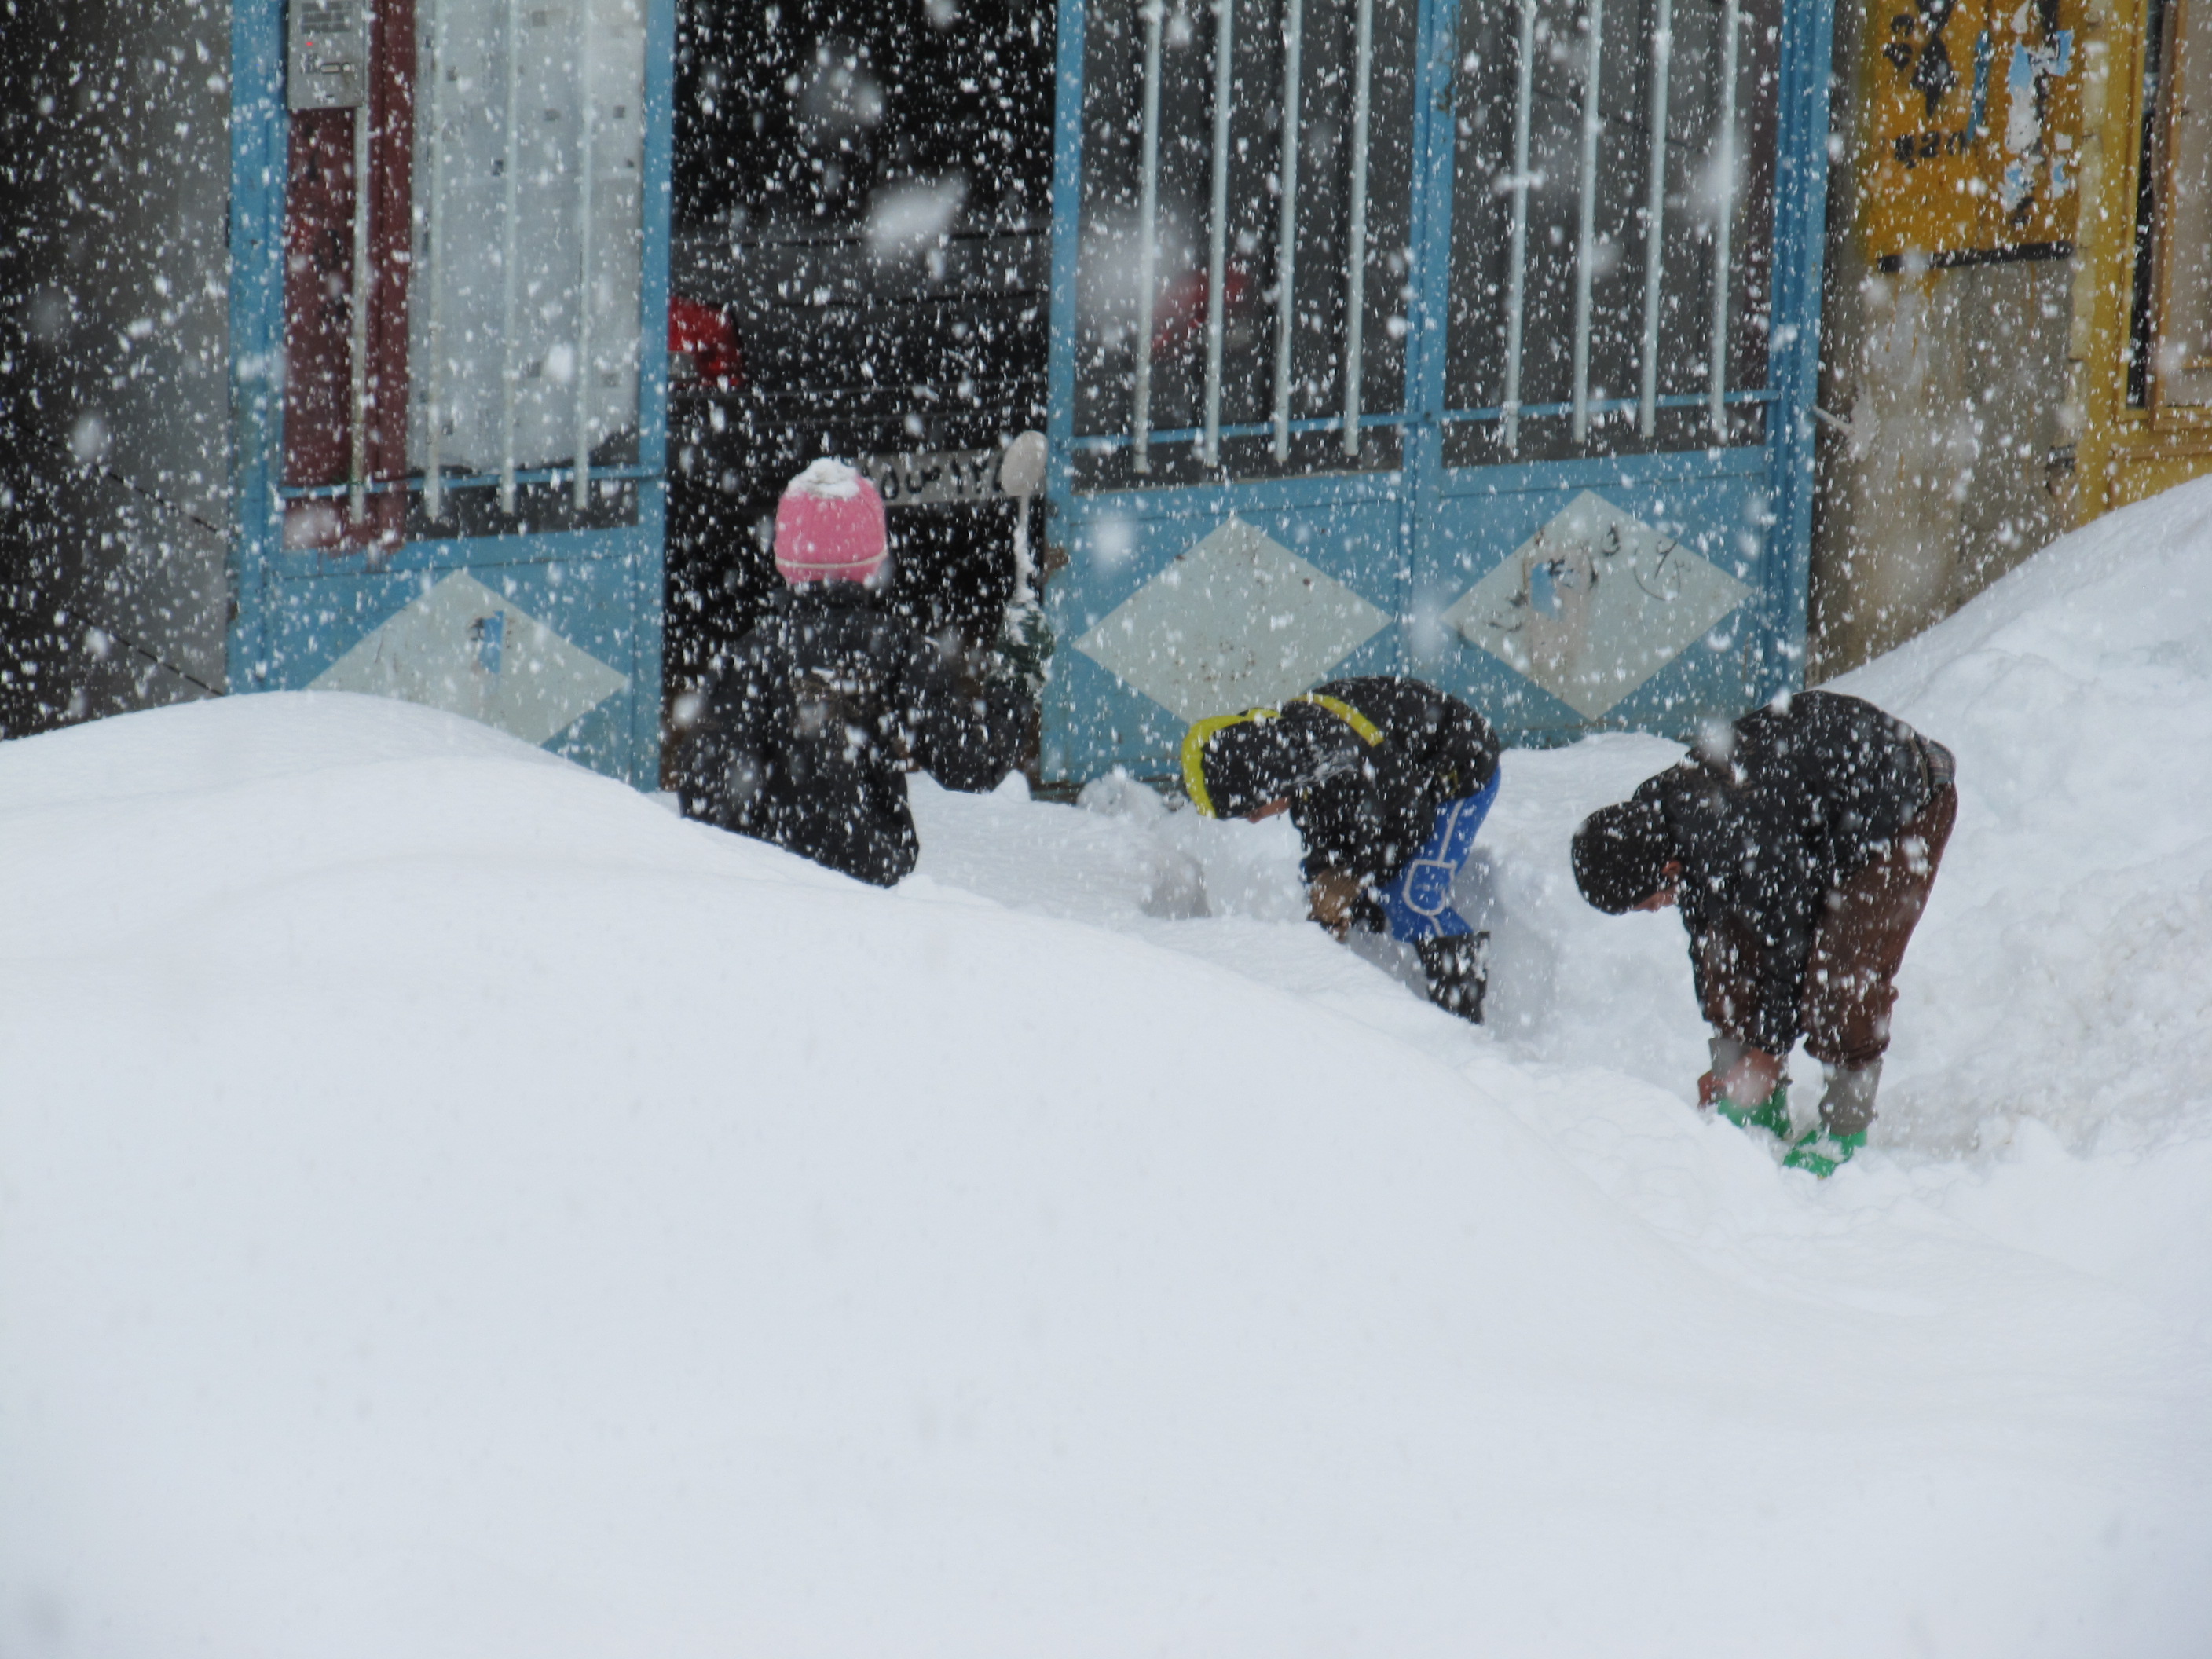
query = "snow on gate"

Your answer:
(2, 0), (1843, 793)
(1, 0), (675, 785)
(1038, 0), (1835, 779)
